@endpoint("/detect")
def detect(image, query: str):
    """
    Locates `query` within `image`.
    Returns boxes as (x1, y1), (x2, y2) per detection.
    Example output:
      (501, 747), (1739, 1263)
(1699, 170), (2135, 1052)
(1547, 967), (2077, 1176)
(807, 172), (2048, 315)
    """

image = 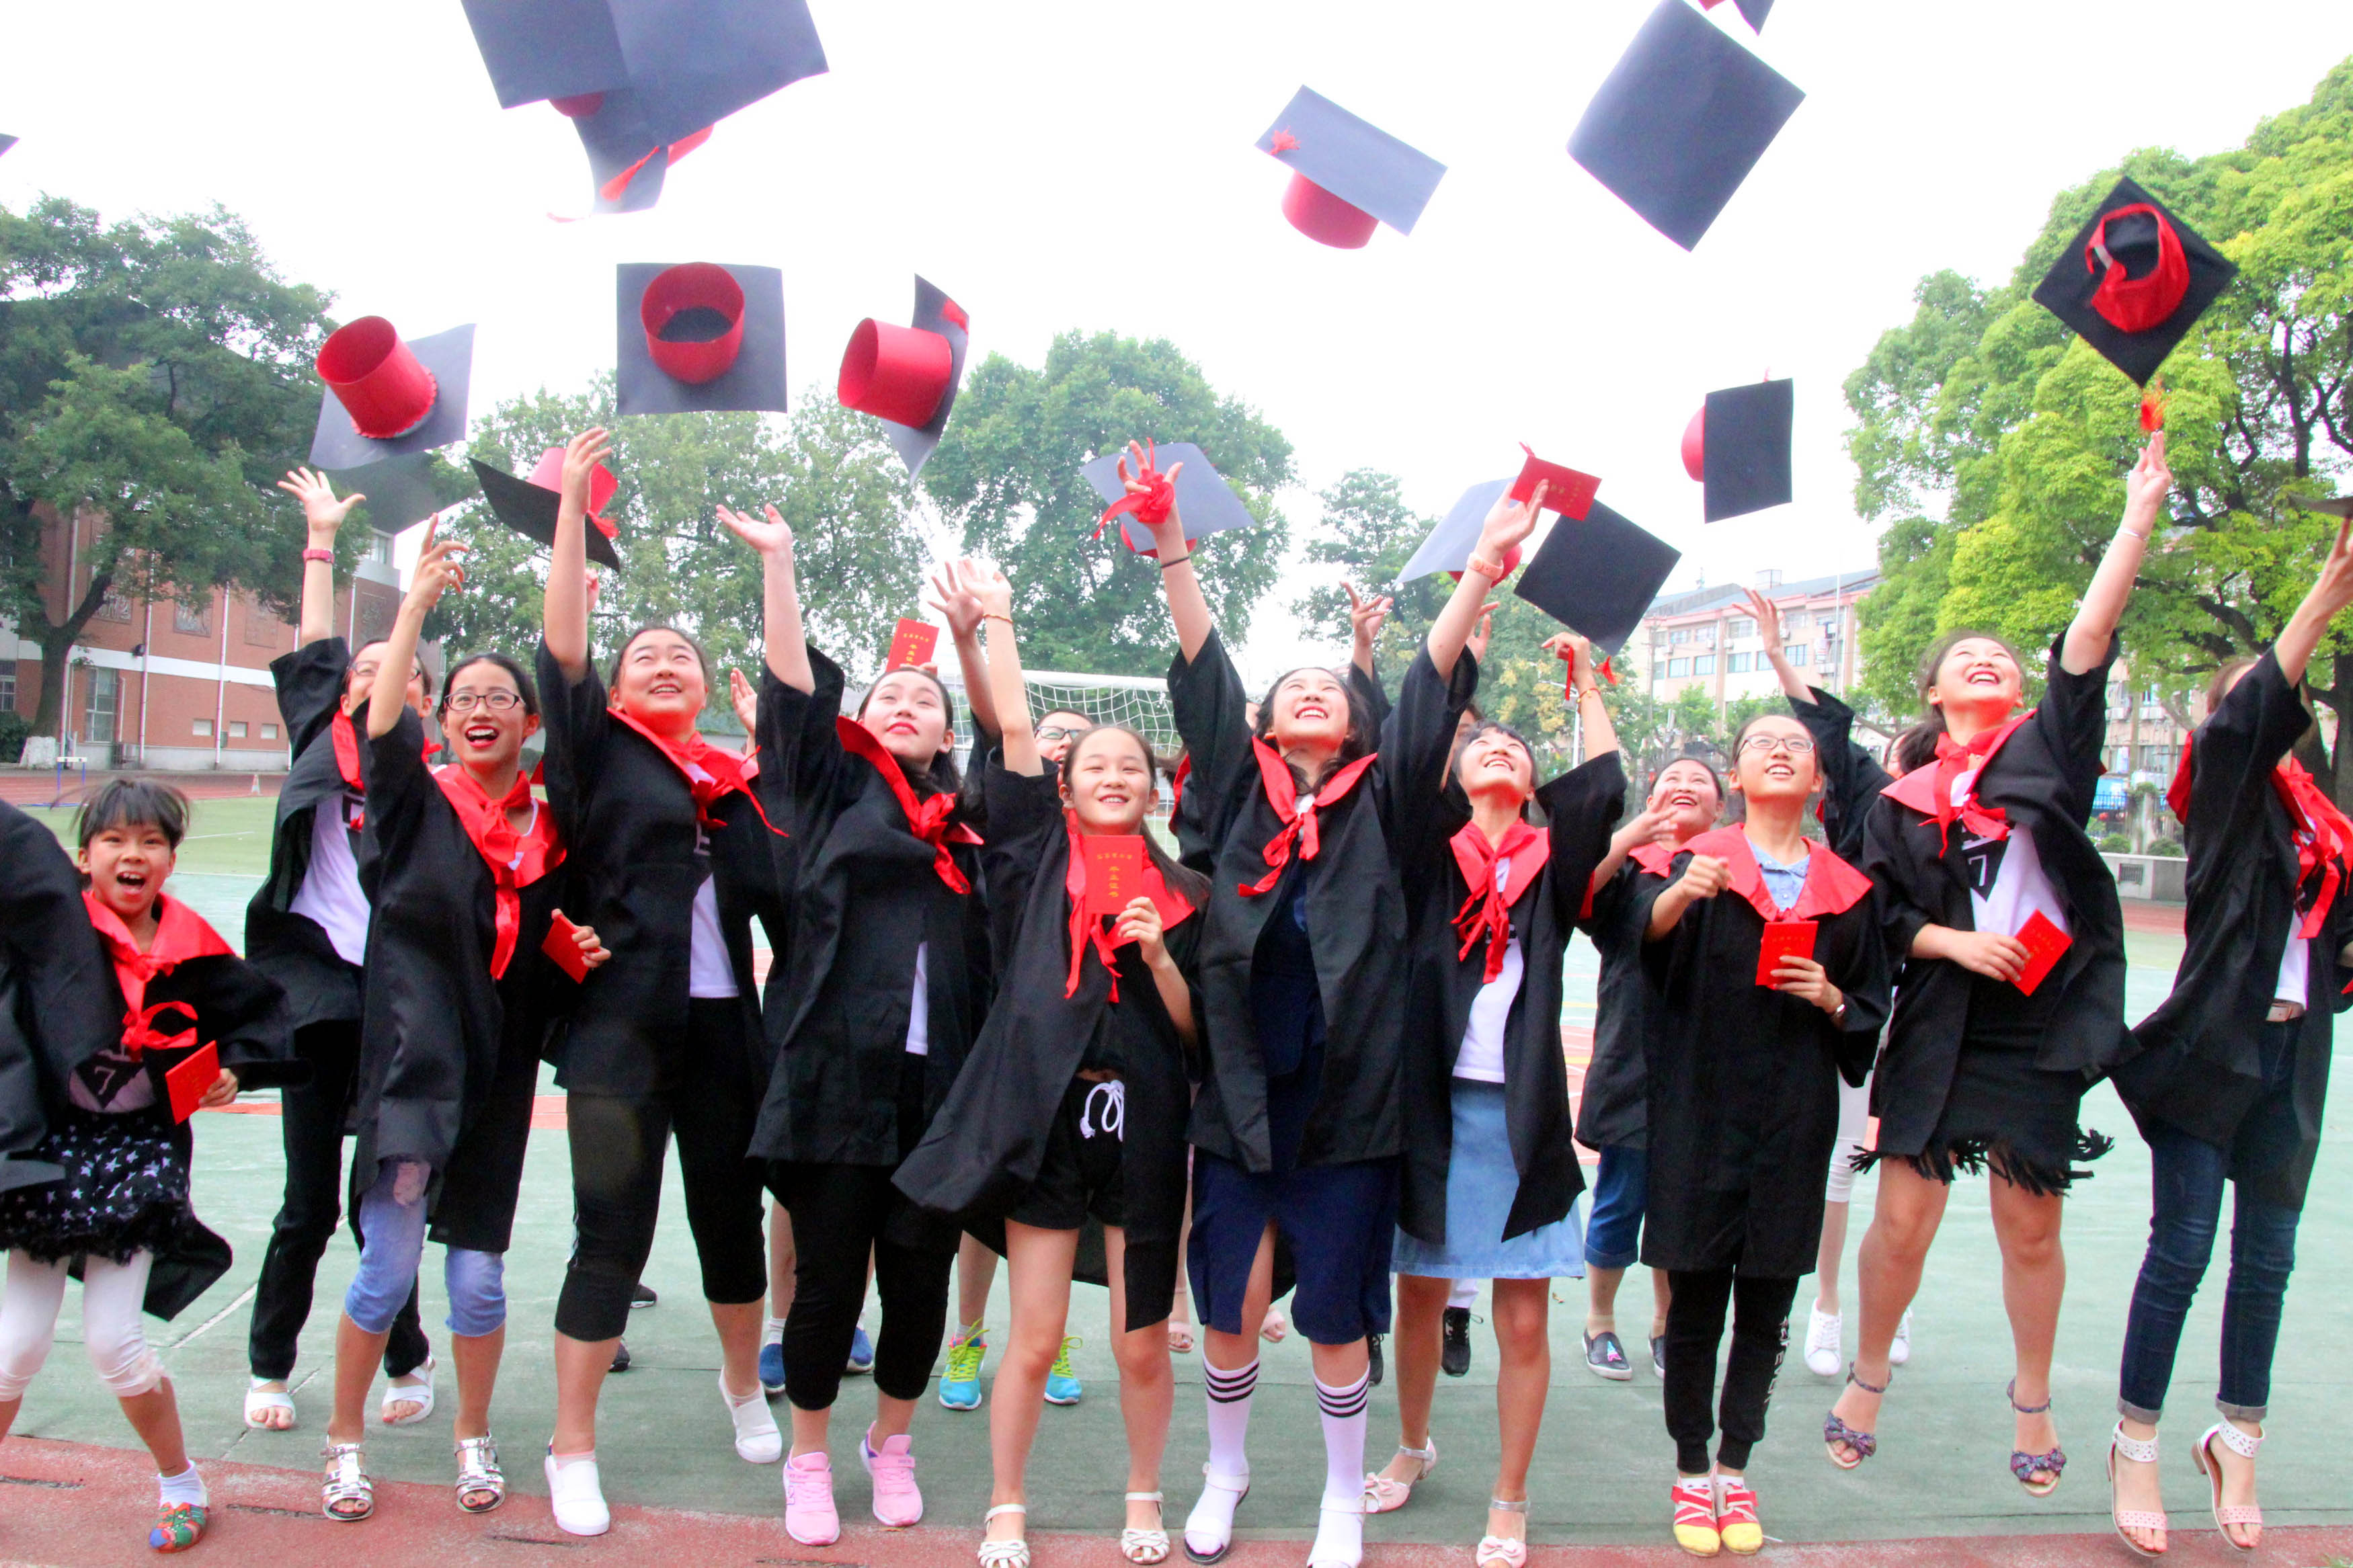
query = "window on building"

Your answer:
(228, 719), (247, 739)
(1727, 618), (1755, 640)
(82, 669), (119, 745)
(1669, 628), (1691, 645)
(173, 597), (210, 636)
(1784, 644), (1810, 667)
(1786, 611), (1811, 630)
(191, 717), (212, 738)
(0, 661), (14, 711)
(1728, 652), (1753, 672)
(1693, 655), (1716, 675)
(262, 722), (279, 741)
(1668, 658), (1691, 677)
(365, 530), (395, 565)
(2141, 744), (2175, 770)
